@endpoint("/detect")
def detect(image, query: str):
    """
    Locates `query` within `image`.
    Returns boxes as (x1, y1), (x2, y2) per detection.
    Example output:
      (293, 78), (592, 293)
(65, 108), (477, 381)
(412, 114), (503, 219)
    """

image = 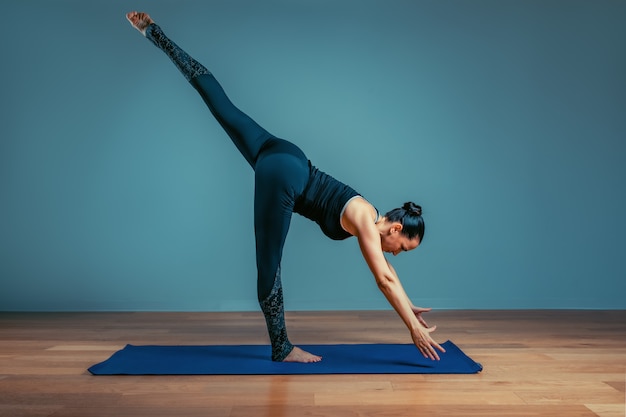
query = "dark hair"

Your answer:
(383, 202), (425, 242)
